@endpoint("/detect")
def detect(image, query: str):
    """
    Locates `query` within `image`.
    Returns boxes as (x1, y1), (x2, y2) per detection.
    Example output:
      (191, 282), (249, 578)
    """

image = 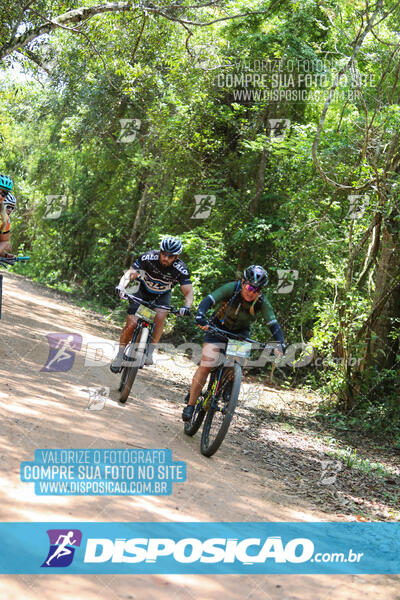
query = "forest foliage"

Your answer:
(0, 0), (399, 440)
